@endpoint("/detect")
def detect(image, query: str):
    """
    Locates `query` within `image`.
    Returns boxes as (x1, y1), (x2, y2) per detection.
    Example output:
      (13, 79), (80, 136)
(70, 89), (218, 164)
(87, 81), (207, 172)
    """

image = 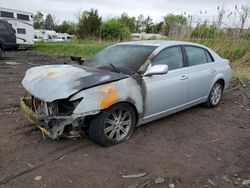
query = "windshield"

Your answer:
(86, 44), (157, 74)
